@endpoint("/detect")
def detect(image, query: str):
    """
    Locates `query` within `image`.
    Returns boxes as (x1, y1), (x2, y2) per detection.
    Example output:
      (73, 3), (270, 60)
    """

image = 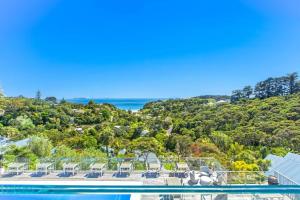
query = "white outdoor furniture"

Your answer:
(176, 162), (189, 171)
(90, 163), (106, 176)
(118, 162), (133, 175)
(200, 176), (213, 185)
(36, 162), (54, 175)
(147, 163), (161, 177)
(176, 162), (189, 177)
(200, 171), (209, 177)
(8, 162), (26, 175)
(63, 163), (79, 176)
